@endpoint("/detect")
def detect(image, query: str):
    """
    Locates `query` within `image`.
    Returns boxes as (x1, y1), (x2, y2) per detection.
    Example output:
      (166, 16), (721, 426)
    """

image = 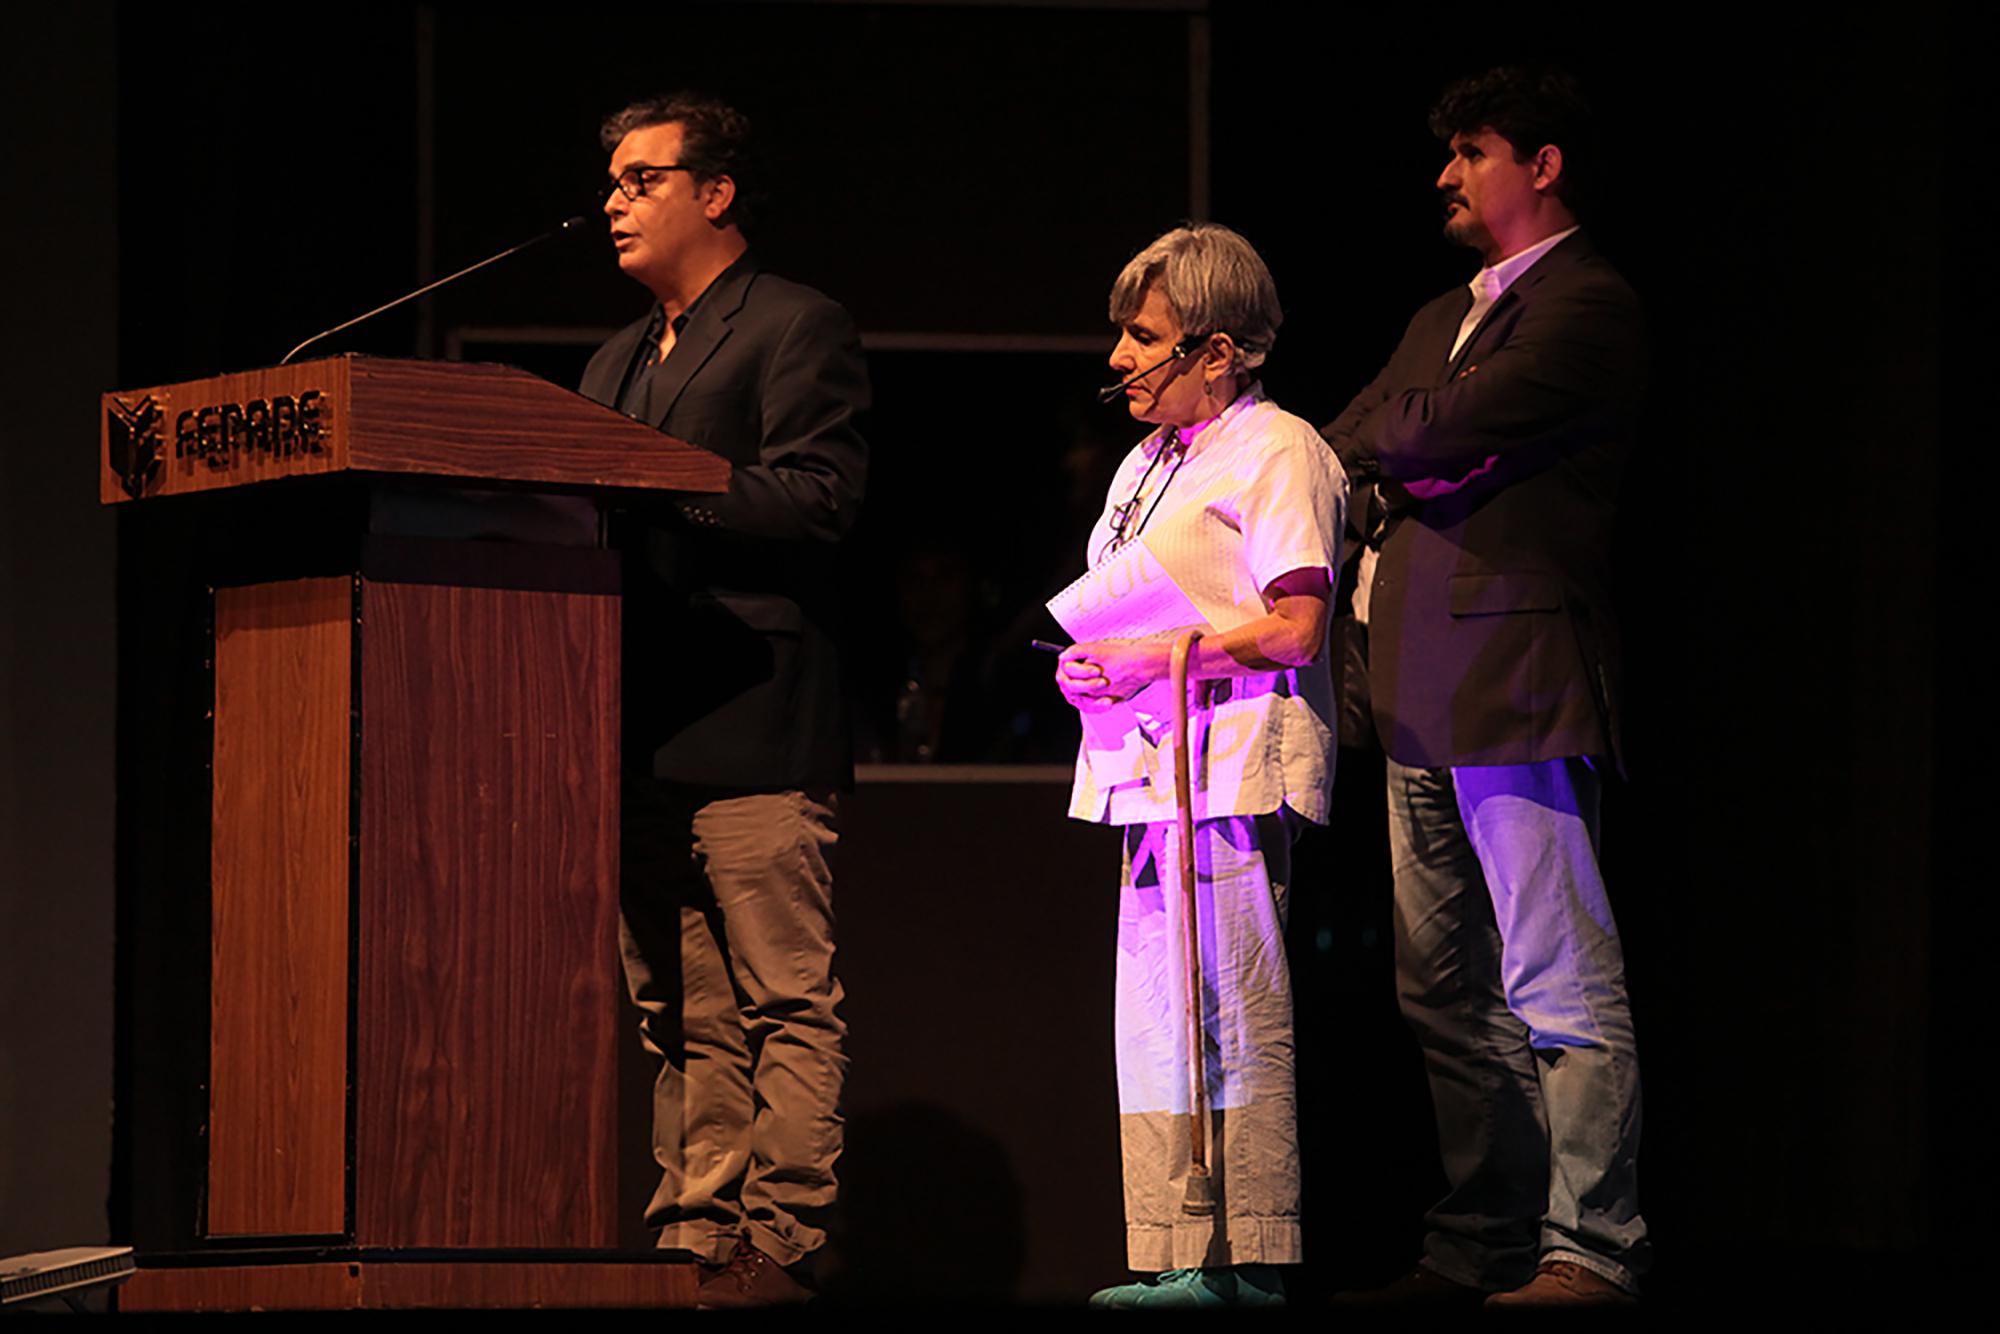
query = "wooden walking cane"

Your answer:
(1170, 628), (1217, 1217)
